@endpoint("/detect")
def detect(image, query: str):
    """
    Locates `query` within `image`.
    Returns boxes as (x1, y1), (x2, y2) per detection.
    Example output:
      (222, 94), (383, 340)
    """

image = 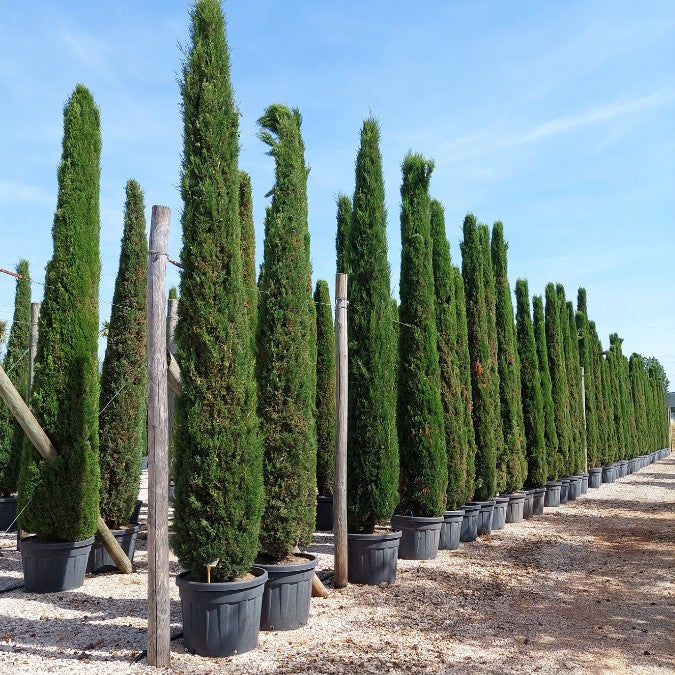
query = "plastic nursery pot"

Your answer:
(467, 500), (495, 536)
(601, 465), (615, 483)
(0, 496), (18, 532)
(567, 476), (582, 501)
(459, 504), (480, 543)
(315, 495), (333, 532)
(580, 474), (589, 494)
(502, 493), (526, 523)
(439, 510), (465, 551)
(21, 536), (95, 593)
(544, 481), (562, 507)
(588, 468), (602, 489)
(559, 478), (570, 504)
(177, 566), (267, 657)
(87, 523), (140, 574)
(522, 490), (534, 519)
(491, 497), (509, 530)
(531, 487), (546, 515)
(256, 553), (318, 631)
(348, 529), (402, 585)
(390, 514), (443, 560)
(619, 460), (629, 478)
